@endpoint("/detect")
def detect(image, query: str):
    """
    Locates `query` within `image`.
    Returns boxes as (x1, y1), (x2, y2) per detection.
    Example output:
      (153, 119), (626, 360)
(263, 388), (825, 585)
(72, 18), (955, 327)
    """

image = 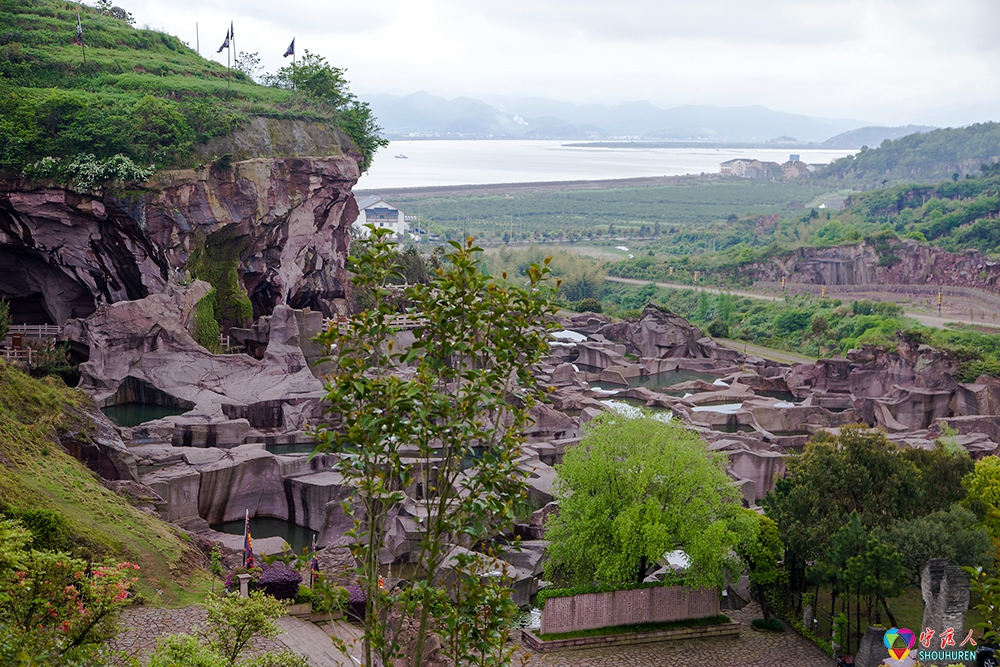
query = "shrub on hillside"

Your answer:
(259, 563), (302, 601)
(707, 319), (729, 338)
(575, 298), (603, 313)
